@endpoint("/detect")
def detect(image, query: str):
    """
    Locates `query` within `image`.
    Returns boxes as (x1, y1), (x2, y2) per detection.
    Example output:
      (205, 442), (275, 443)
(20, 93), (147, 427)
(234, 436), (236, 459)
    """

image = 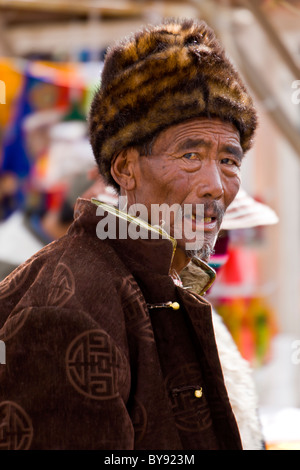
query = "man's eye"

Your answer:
(183, 152), (199, 160)
(221, 157), (238, 166)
